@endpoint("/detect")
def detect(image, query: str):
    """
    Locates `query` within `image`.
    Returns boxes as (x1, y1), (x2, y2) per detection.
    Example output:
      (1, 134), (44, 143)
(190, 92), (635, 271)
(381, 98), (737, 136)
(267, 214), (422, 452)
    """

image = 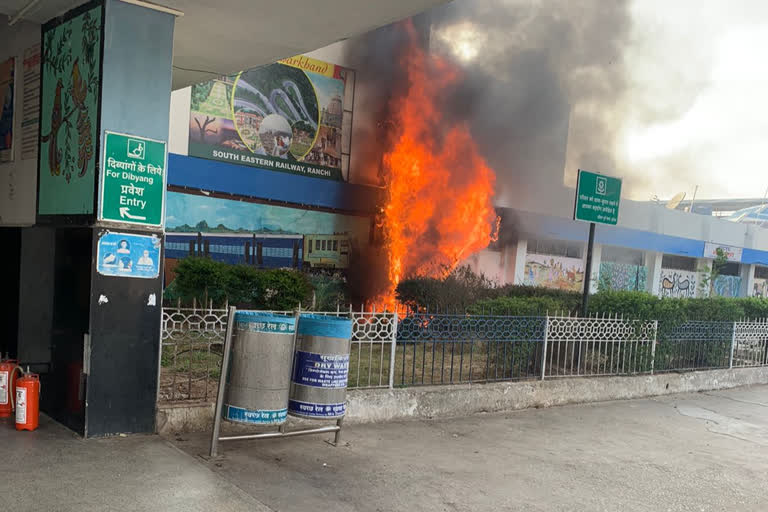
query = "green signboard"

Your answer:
(574, 169), (622, 225)
(100, 131), (167, 226)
